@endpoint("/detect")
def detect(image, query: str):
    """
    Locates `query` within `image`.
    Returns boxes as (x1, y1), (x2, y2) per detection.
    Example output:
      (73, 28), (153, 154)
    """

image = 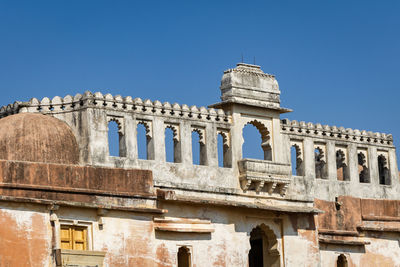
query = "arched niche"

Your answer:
(248, 224), (280, 267)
